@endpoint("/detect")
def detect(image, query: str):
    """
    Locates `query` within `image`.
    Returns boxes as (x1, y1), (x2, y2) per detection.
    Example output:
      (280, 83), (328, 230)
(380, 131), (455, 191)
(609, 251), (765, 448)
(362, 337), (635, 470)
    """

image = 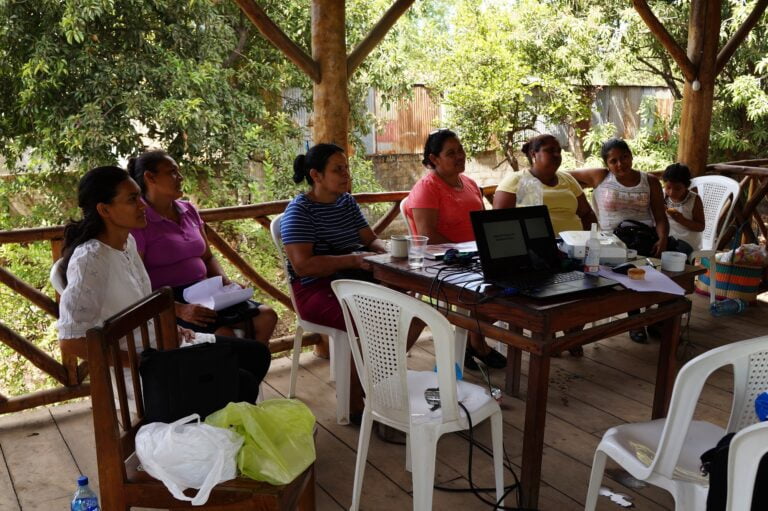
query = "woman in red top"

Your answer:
(405, 129), (484, 243)
(405, 130), (505, 370)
